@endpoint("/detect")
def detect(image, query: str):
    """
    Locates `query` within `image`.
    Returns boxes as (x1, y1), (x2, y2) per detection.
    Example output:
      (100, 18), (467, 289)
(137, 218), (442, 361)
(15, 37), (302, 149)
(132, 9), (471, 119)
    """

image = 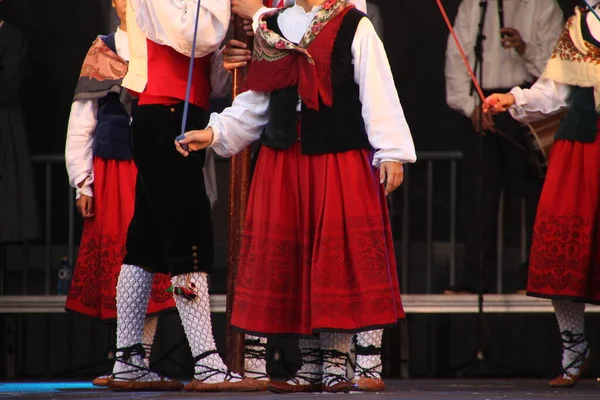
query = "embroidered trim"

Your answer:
(543, 7), (600, 110)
